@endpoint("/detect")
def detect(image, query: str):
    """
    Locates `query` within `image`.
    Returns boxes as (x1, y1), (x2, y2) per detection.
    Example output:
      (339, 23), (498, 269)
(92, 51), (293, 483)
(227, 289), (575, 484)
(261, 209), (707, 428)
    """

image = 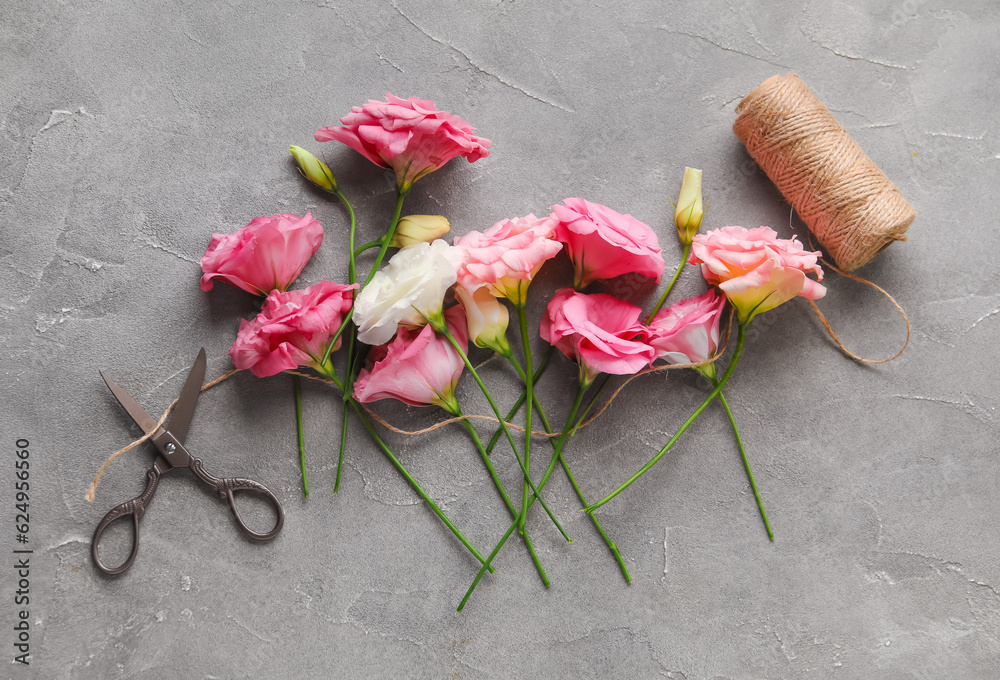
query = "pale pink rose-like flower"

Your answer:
(229, 280), (358, 378)
(353, 305), (468, 413)
(315, 94), (491, 192)
(646, 289), (726, 378)
(689, 226), (826, 322)
(200, 213), (323, 296)
(540, 288), (656, 384)
(454, 213), (563, 305)
(552, 198), (665, 288)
